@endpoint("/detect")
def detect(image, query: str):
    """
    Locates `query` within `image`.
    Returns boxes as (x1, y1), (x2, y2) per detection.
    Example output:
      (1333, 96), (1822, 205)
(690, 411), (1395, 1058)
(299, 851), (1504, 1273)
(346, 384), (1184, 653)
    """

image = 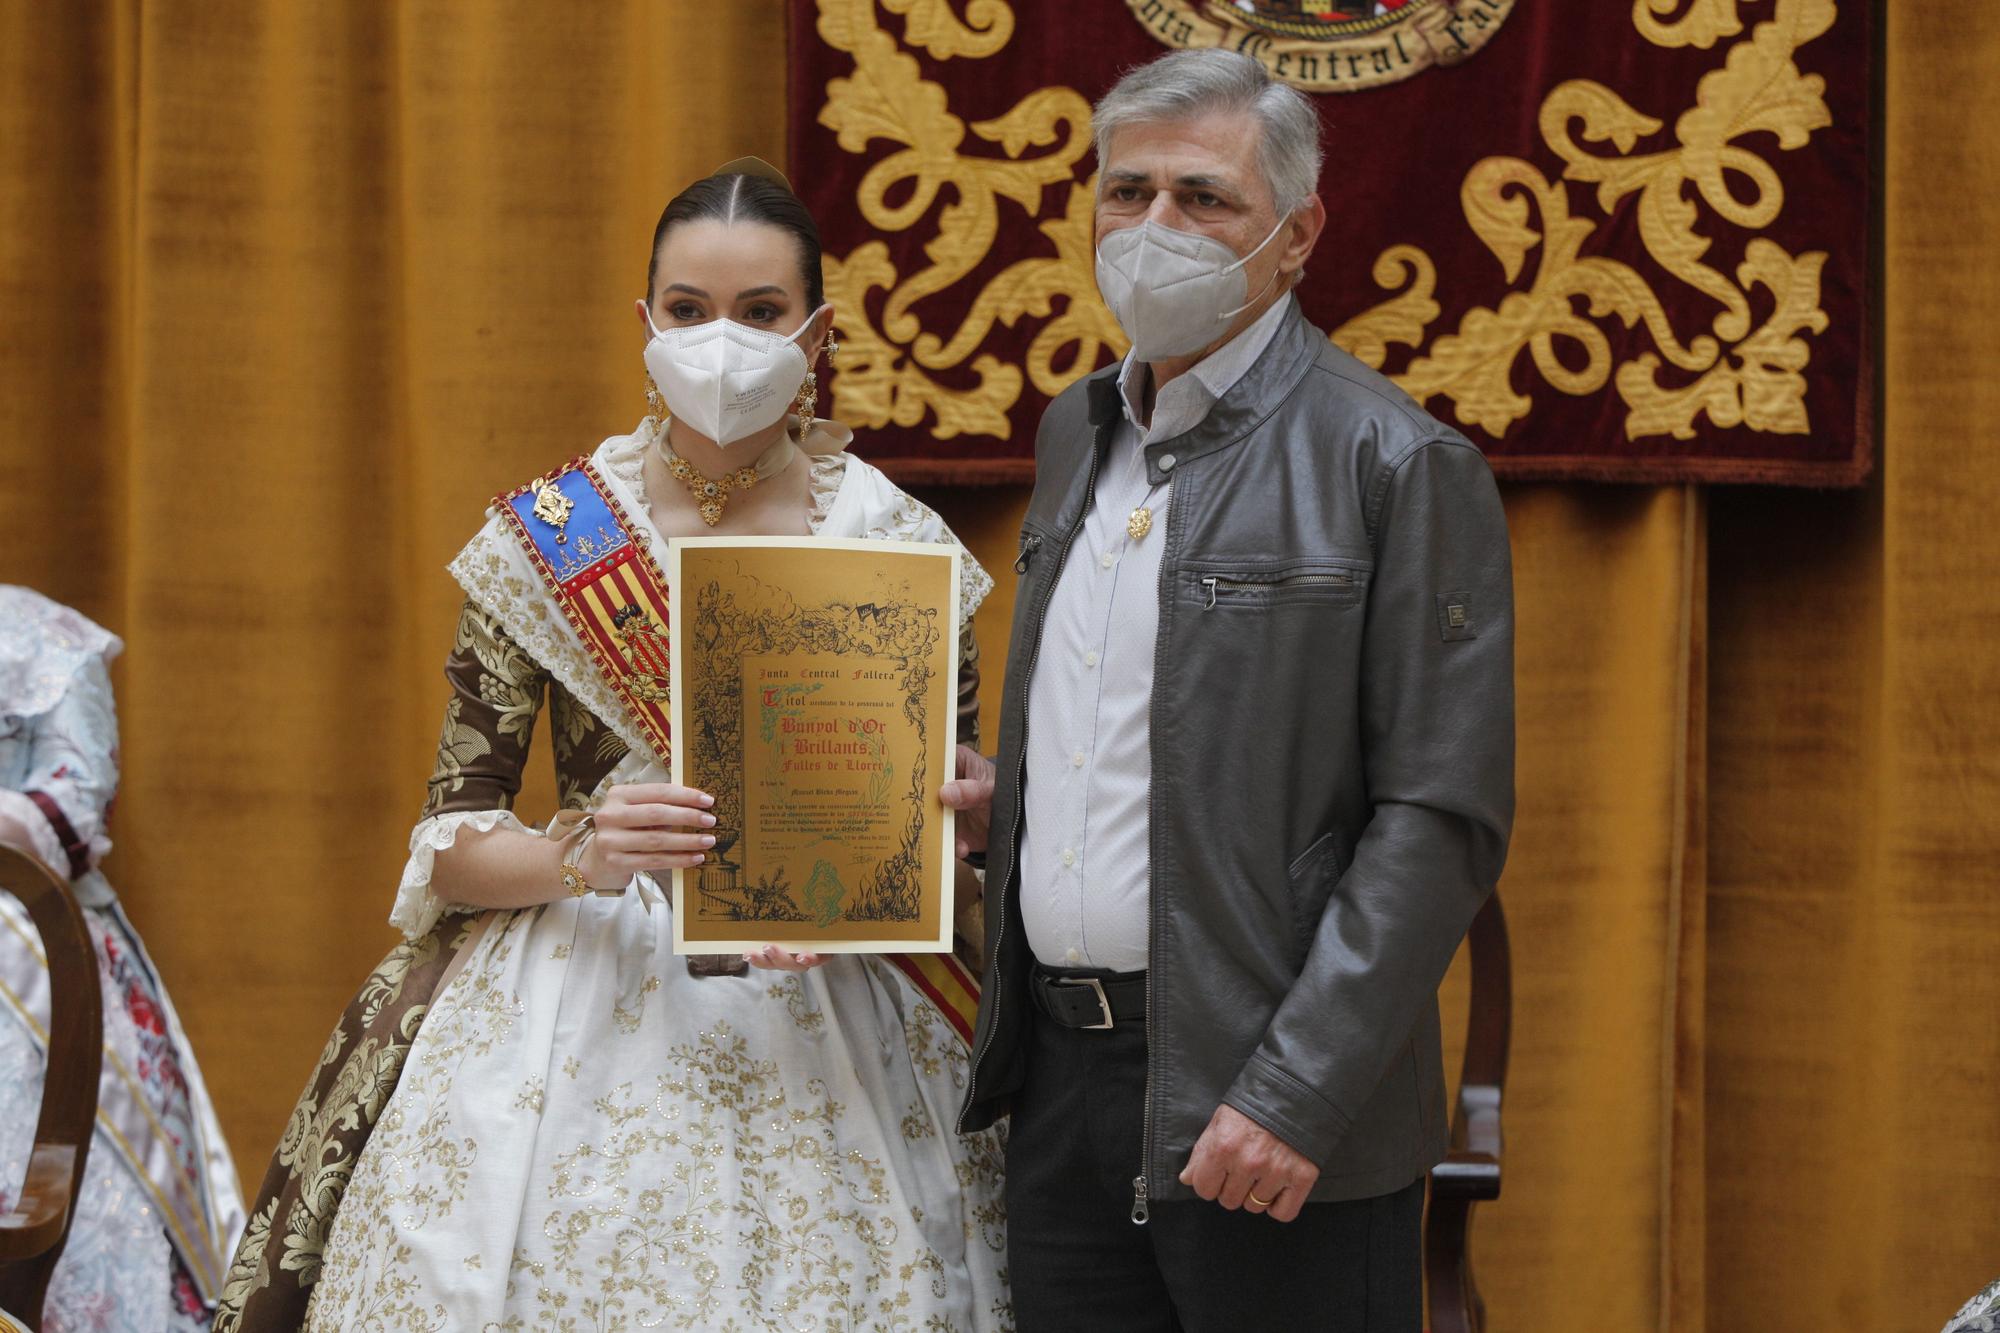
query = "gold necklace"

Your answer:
(659, 427), (799, 526)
